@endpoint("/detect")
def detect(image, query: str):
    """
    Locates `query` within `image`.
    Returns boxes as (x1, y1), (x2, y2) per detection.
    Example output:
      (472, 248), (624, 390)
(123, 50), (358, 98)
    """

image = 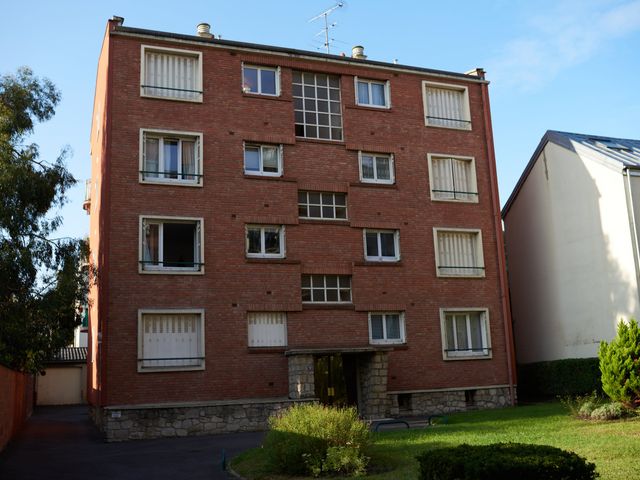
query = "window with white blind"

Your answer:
(422, 81), (471, 130)
(428, 154), (477, 202)
(301, 275), (352, 303)
(292, 71), (343, 141)
(369, 312), (405, 344)
(141, 46), (203, 102)
(138, 310), (205, 372)
(440, 309), (490, 359)
(140, 216), (204, 273)
(359, 152), (394, 184)
(247, 312), (287, 347)
(140, 129), (203, 185)
(434, 228), (484, 277)
(244, 143), (282, 176)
